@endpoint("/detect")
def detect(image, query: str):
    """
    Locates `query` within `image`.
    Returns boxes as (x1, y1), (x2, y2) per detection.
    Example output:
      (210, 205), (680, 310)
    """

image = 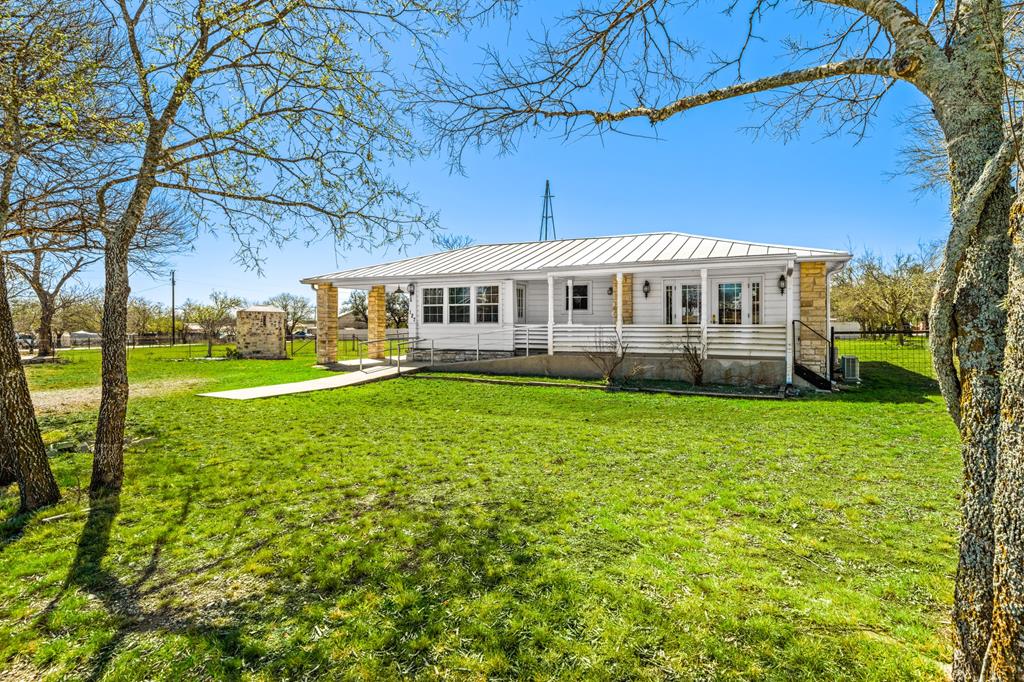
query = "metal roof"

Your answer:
(302, 231), (850, 285)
